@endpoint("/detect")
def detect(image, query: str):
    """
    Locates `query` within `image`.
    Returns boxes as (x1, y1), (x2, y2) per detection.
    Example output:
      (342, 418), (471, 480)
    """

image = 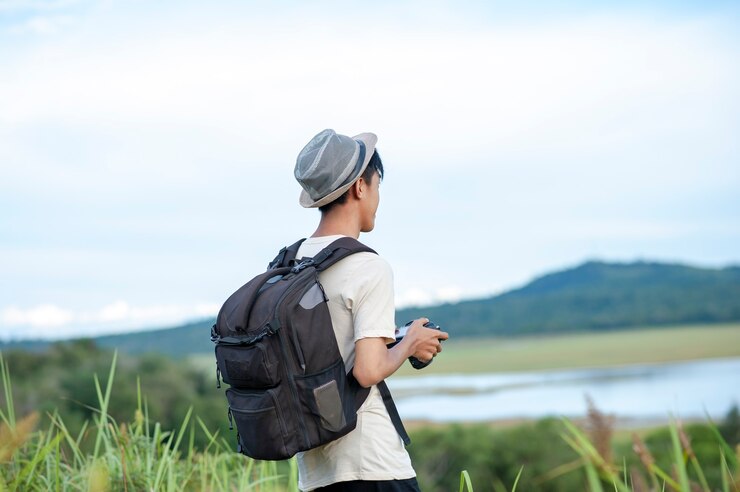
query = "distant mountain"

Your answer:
(2, 261), (739, 356)
(0, 319), (214, 358)
(397, 261), (740, 336)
